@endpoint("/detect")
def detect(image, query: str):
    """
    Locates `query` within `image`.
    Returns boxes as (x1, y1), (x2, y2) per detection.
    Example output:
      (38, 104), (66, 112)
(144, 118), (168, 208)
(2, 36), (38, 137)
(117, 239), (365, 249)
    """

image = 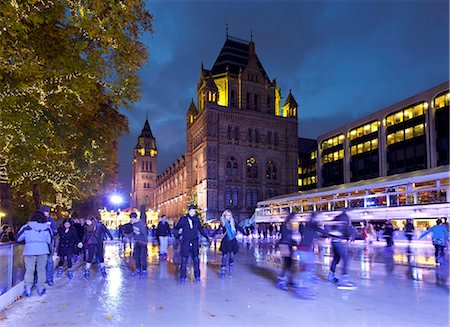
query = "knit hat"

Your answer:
(40, 205), (50, 213)
(187, 204), (197, 210)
